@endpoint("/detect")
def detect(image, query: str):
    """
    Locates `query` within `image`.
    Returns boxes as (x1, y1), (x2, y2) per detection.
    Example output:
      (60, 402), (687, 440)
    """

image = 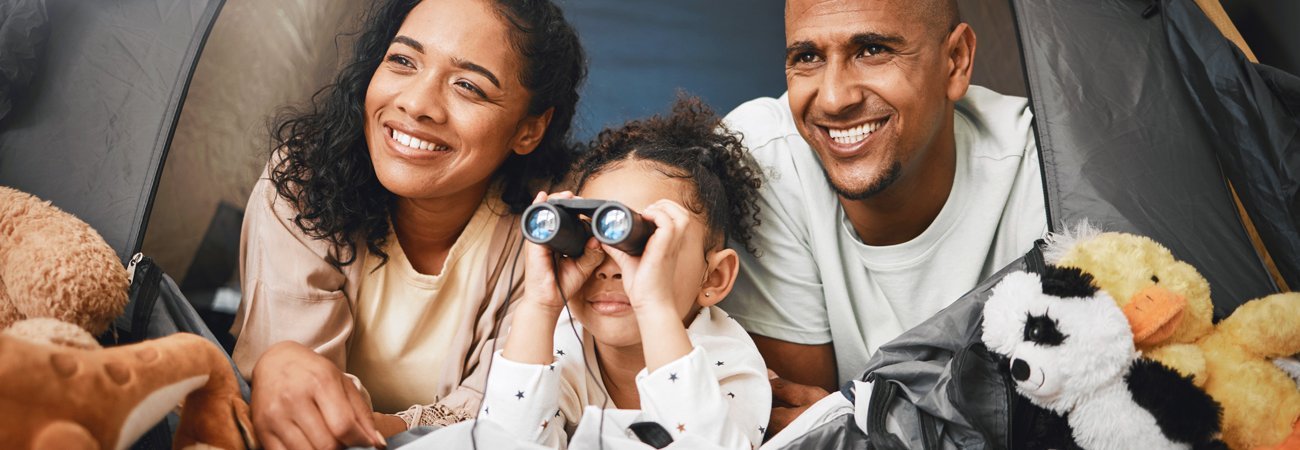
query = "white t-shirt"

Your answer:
(479, 306), (770, 449)
(720, 86), (1048, 384)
